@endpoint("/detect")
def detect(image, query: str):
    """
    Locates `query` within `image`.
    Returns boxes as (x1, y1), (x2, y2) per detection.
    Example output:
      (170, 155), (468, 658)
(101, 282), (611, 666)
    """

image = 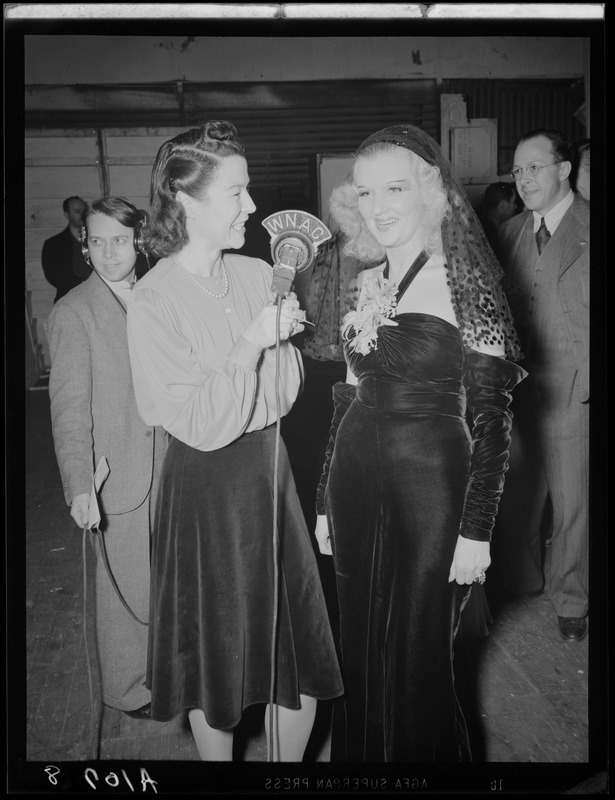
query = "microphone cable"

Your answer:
(262, 229), (326, 762)
(267, 246), (300, 762)
(71, 255), (152, 760)
(82, 525), (102, 760)
(267, 296), (284, 763)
